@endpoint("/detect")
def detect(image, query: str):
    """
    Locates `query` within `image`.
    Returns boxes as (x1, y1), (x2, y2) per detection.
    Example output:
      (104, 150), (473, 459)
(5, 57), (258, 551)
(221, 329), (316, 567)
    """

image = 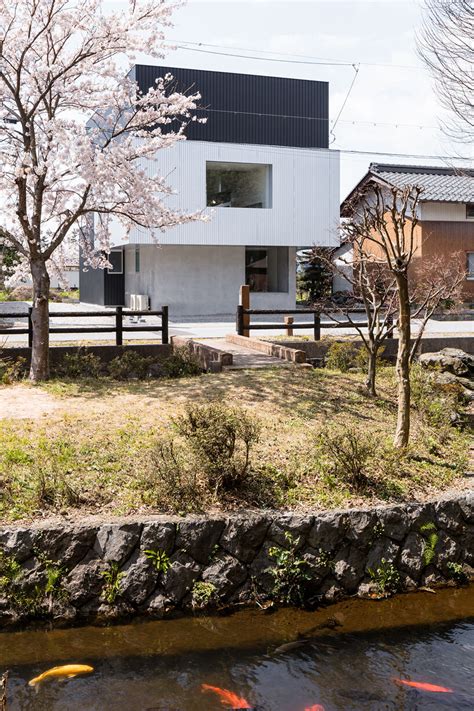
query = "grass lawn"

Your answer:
(0, 366), (470, 523)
